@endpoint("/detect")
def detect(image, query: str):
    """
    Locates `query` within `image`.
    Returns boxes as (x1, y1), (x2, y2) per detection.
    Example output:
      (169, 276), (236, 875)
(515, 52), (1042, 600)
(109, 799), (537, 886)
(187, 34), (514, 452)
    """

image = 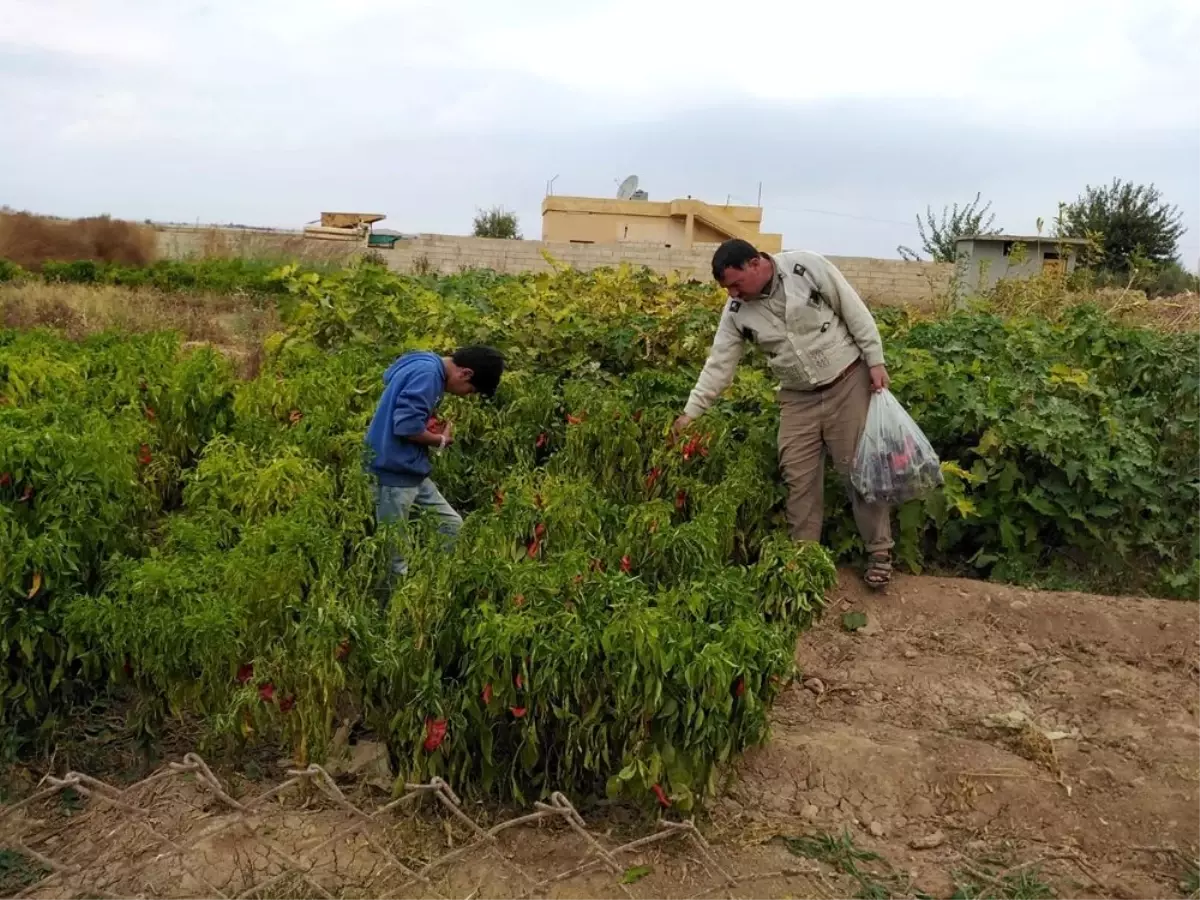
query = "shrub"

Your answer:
(0, 212), (156, 270)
